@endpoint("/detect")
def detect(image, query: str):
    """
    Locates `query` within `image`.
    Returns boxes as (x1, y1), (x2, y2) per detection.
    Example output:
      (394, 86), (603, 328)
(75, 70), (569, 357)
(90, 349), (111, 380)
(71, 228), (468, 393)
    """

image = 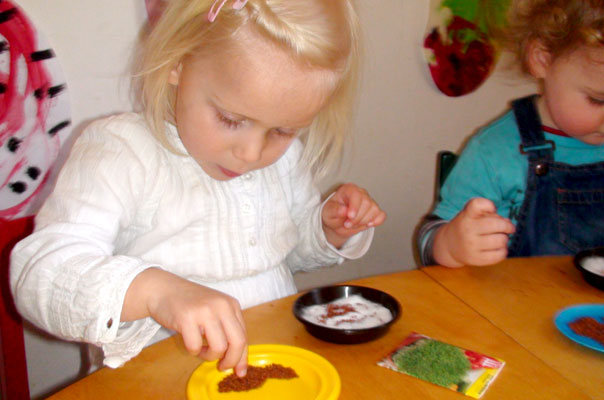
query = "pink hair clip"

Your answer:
(207, 0), (249, 22)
